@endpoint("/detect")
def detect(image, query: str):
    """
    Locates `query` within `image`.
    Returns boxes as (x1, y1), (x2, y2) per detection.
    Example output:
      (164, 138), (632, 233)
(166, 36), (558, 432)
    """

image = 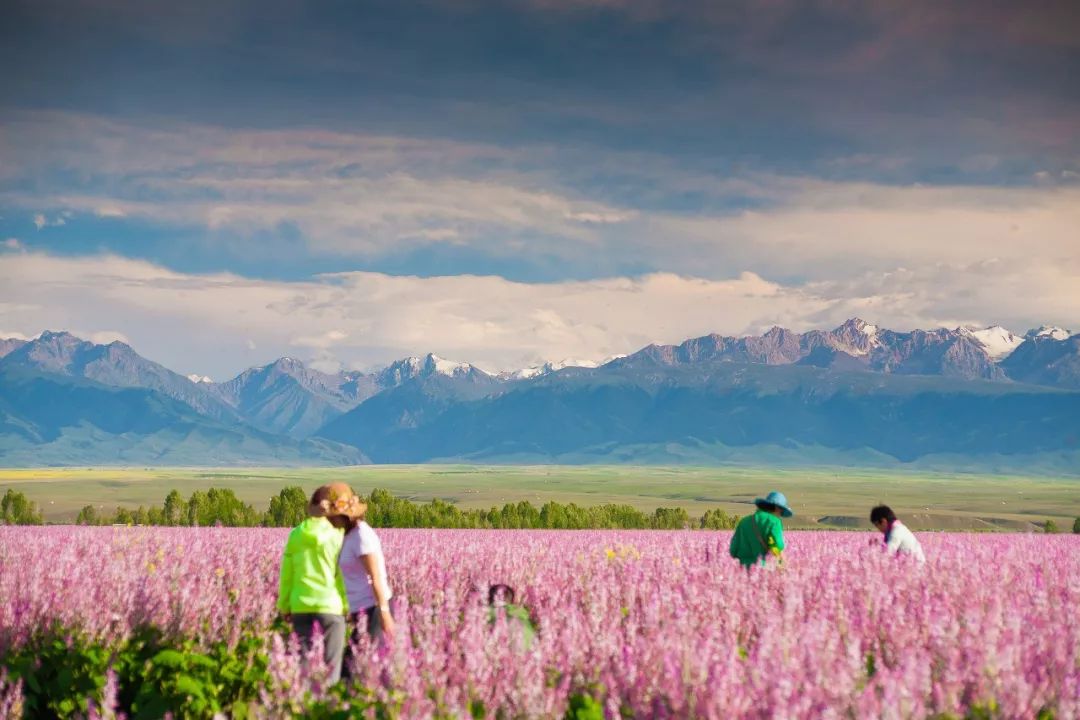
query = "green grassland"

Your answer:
(3, 465), (1078, 531)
